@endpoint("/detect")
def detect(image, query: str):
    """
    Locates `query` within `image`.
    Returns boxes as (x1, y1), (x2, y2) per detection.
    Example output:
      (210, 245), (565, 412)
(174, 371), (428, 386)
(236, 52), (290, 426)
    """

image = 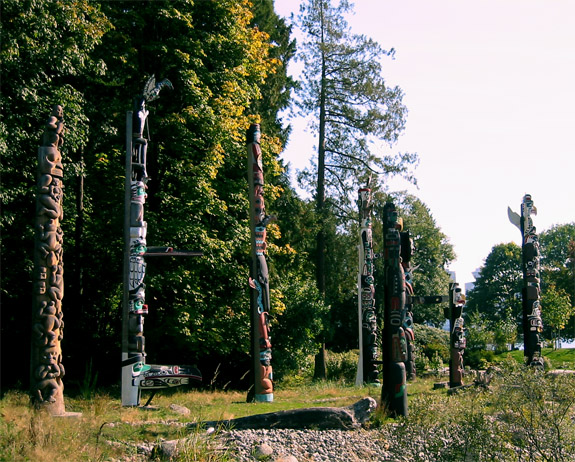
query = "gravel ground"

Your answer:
(222, 428), (400, 462)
